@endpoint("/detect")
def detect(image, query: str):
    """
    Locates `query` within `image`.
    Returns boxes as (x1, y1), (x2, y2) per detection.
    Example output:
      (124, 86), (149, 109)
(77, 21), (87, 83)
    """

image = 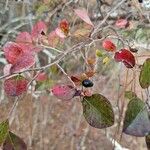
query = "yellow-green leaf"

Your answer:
(139, 58), (150, 89)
